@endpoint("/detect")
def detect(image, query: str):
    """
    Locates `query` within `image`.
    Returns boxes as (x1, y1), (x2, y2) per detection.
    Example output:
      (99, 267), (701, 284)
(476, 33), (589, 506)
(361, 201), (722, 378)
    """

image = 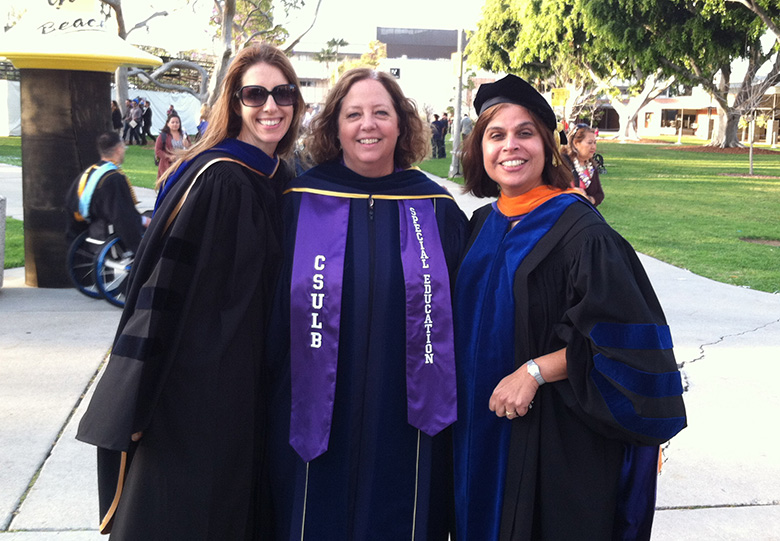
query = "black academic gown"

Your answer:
(76, 146), (289, 540)
(453, 197), (687, 541)
(266, 162), (467, 541)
